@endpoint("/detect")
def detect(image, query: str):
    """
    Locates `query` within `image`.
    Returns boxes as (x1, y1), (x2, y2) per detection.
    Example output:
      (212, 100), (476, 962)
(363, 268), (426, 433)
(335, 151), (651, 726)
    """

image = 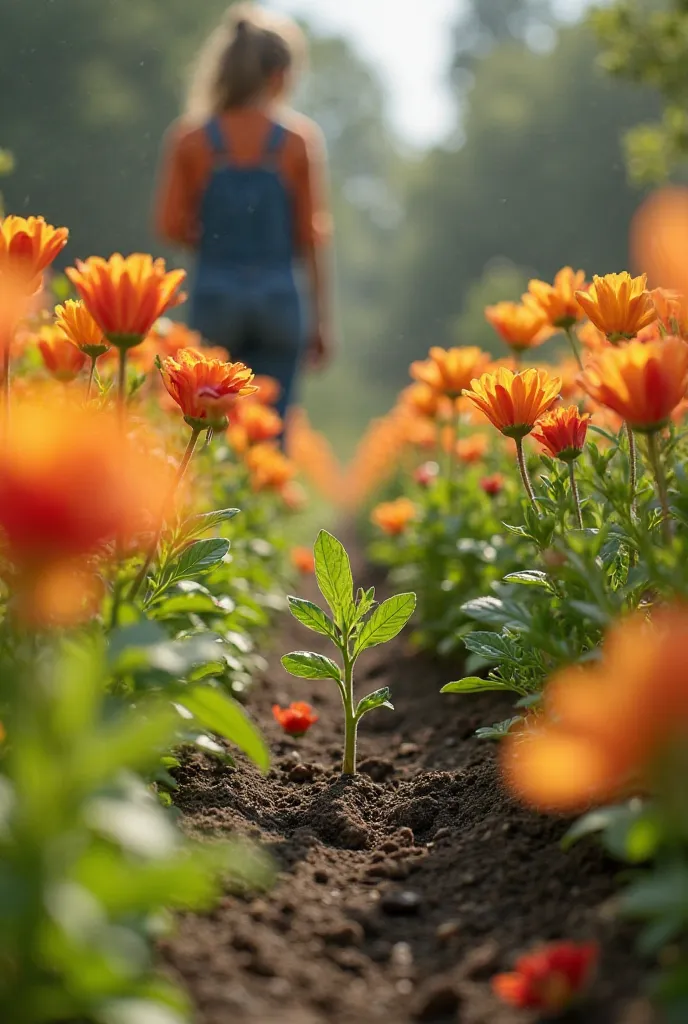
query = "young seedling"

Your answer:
(282, 530), (416, 775)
